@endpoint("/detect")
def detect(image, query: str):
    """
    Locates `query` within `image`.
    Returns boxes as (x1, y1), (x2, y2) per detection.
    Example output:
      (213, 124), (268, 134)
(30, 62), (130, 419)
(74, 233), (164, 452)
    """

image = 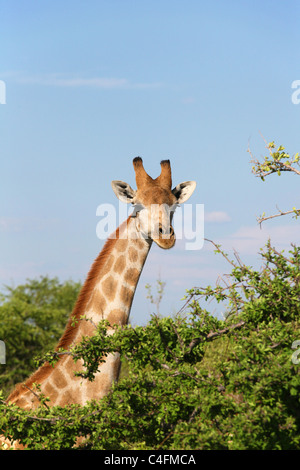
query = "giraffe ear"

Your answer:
(111, 180), (136, 204)
(172, 181), (196, 204)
